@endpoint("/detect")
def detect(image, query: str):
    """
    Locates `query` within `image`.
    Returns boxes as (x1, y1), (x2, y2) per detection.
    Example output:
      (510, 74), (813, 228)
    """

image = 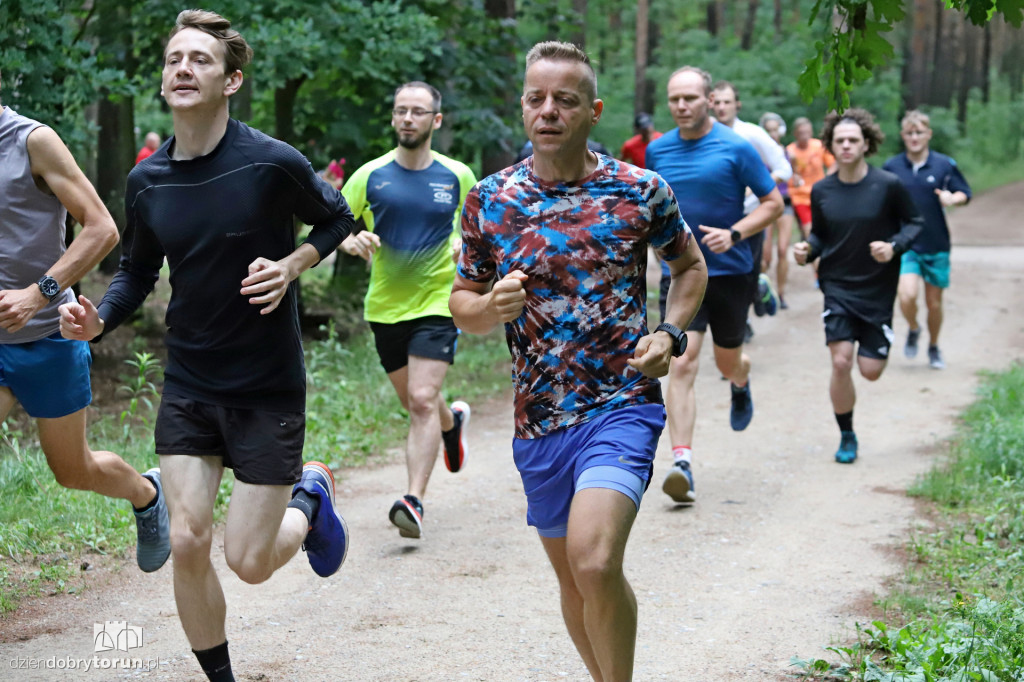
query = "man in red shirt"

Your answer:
(134, 131), (161, 164)
(619, 112), (661, 168)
